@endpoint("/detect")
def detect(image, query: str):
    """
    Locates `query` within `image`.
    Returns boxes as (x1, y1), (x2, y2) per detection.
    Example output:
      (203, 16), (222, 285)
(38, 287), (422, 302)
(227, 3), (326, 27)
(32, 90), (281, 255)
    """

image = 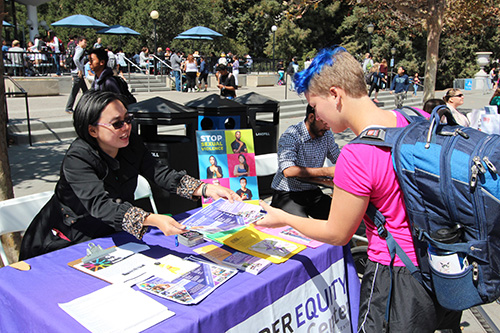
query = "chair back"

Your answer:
(0, 191), (53, 265)
(134, 175), (159, 214)
(255, 153), (278, 177)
